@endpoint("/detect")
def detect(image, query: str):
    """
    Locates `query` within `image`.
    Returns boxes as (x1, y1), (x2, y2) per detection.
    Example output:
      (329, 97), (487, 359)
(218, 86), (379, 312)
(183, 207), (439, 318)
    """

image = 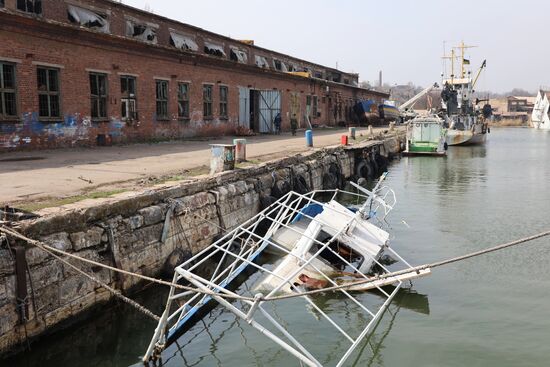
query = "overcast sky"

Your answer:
(123, 0), (546, 93)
